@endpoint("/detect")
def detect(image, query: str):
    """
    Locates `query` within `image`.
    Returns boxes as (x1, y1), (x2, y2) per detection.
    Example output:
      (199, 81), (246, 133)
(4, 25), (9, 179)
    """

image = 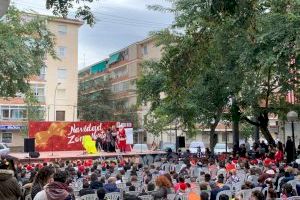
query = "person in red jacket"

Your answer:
(275, 142), (284, 163)
(118, 126), (126, 152)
